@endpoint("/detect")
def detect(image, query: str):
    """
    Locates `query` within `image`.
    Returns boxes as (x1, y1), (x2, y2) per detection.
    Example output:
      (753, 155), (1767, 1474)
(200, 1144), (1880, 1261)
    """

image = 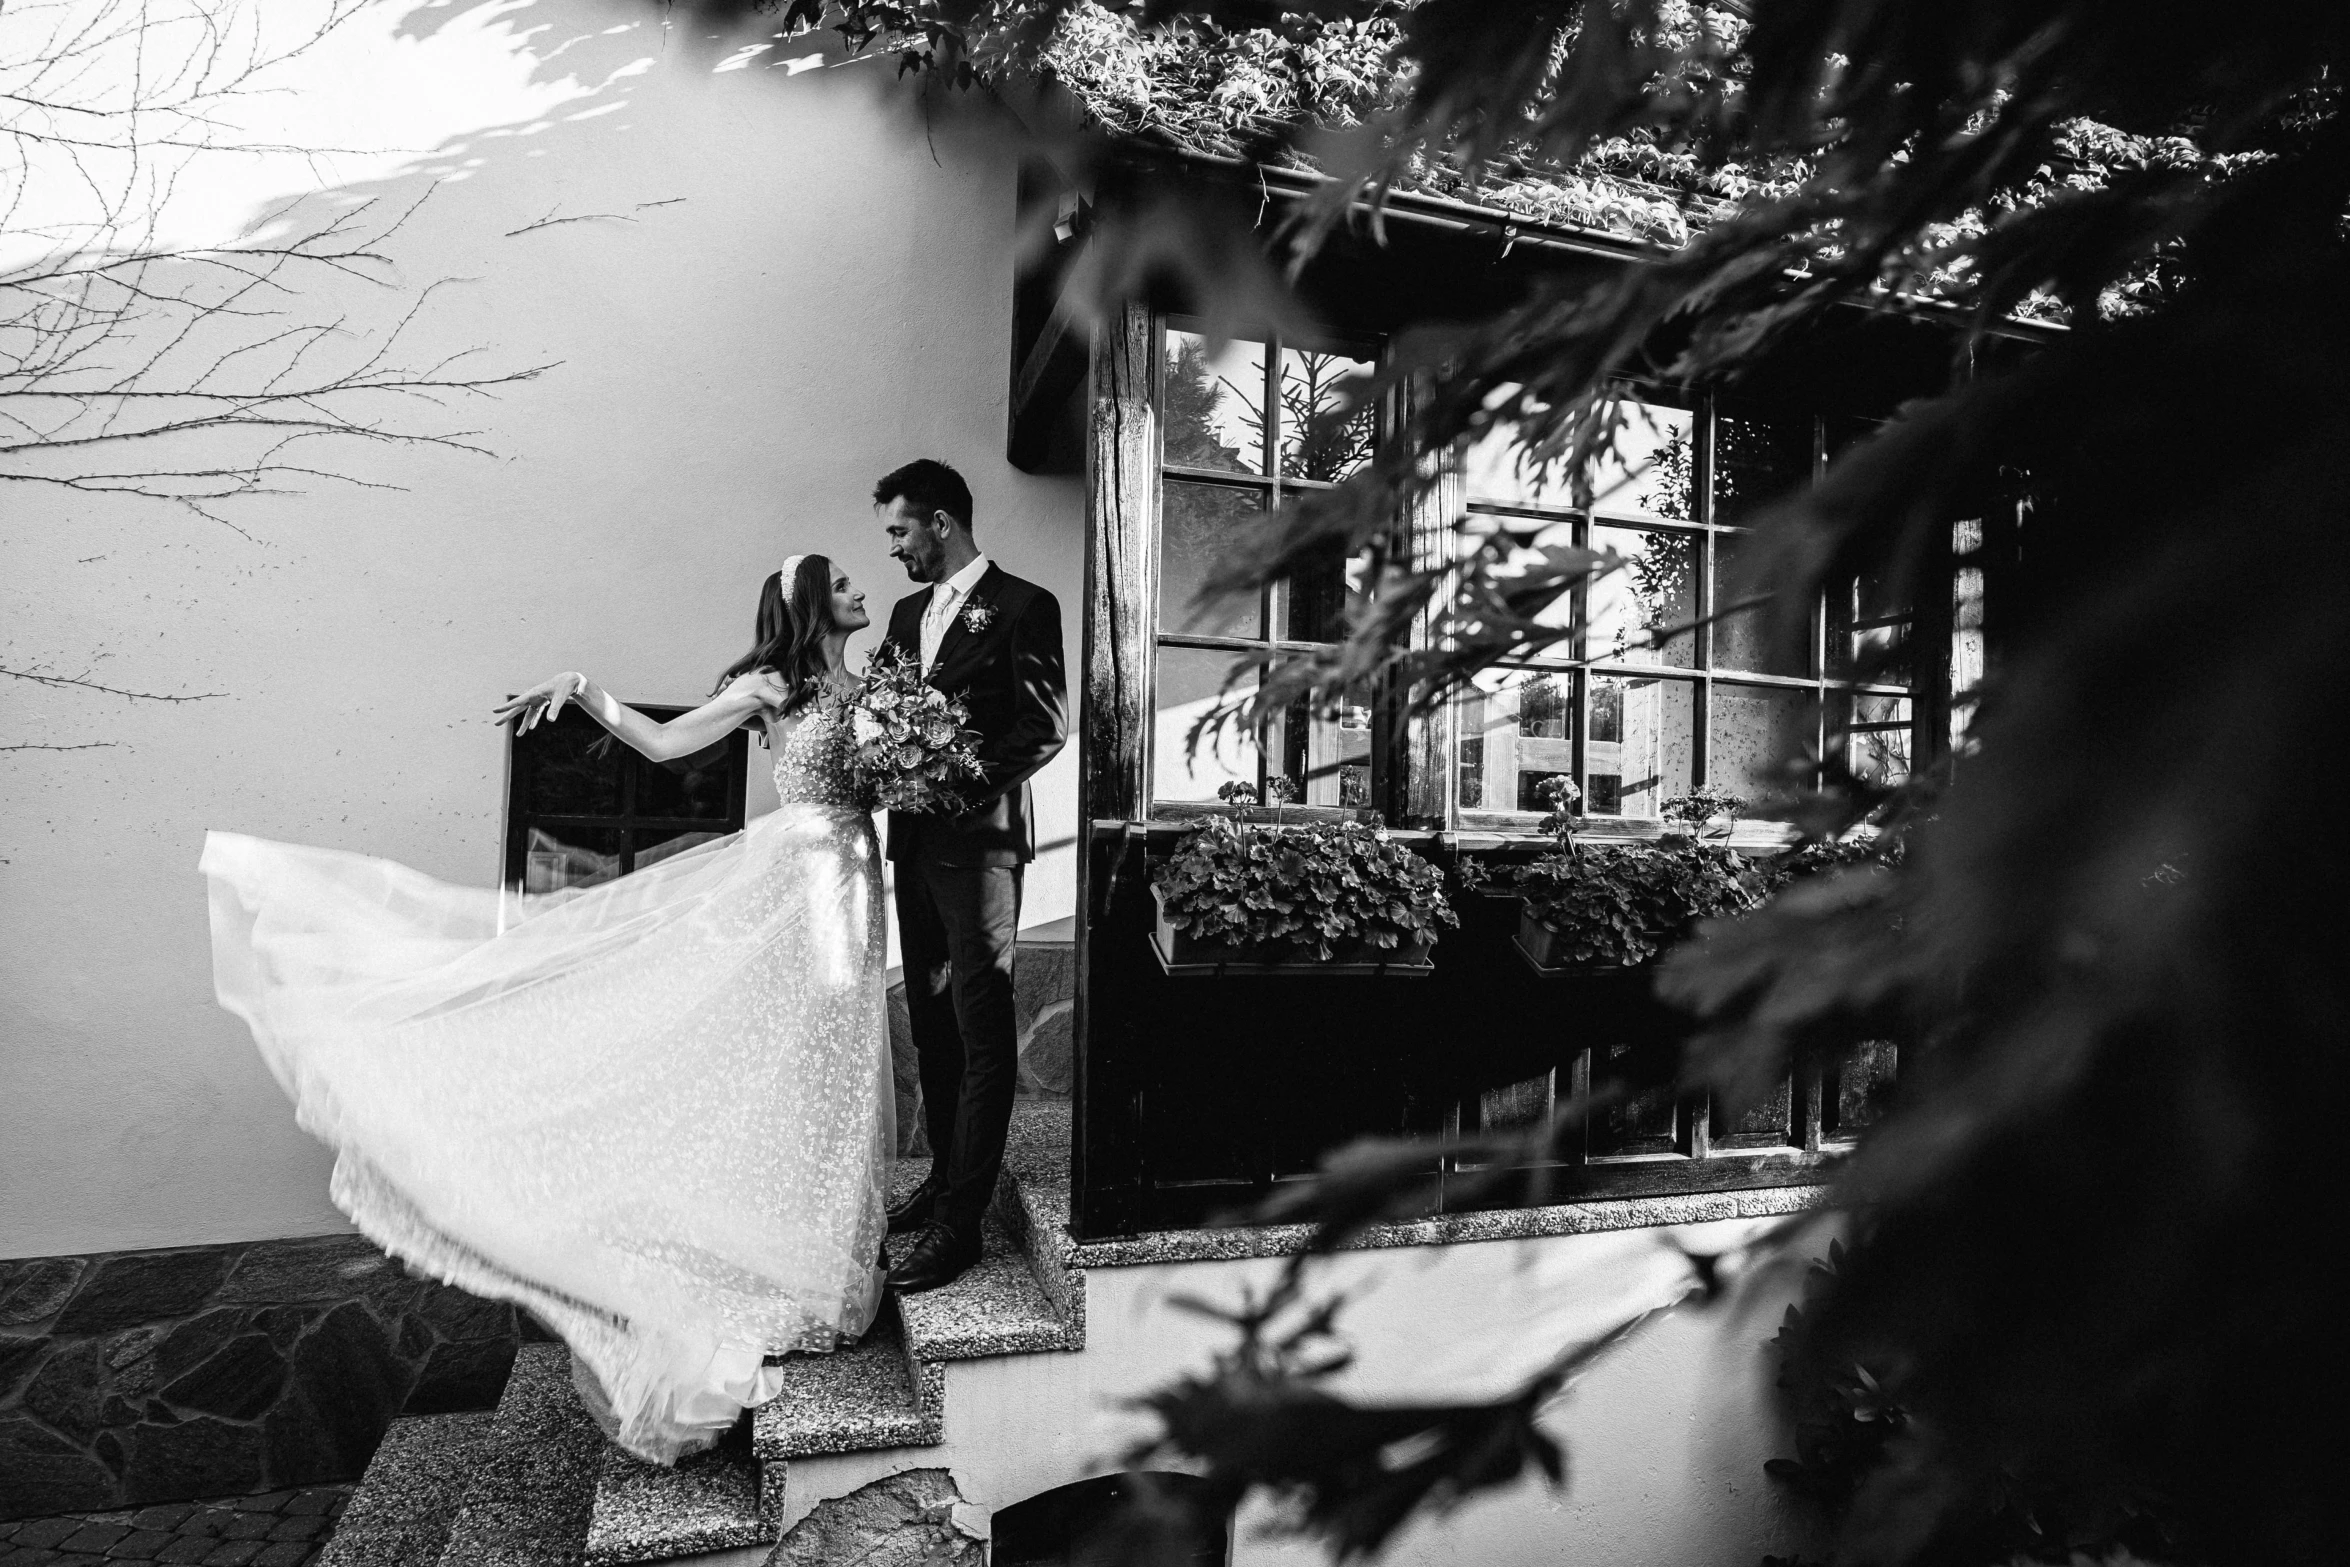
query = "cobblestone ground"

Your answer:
(0, 1487), (351, 1567)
